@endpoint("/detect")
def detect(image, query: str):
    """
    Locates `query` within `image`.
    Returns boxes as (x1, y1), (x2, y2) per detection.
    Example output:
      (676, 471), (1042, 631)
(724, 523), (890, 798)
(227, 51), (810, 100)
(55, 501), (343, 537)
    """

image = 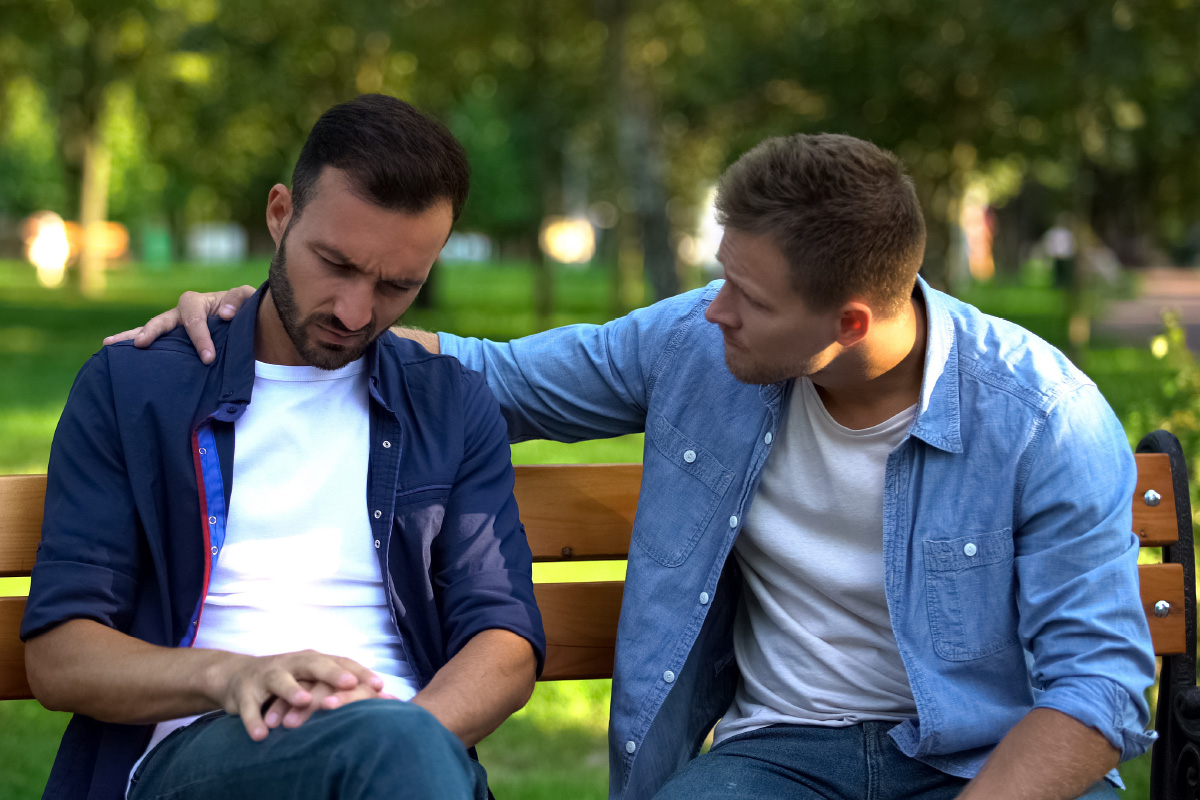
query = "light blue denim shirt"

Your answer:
(441, 278), (1156, 800)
